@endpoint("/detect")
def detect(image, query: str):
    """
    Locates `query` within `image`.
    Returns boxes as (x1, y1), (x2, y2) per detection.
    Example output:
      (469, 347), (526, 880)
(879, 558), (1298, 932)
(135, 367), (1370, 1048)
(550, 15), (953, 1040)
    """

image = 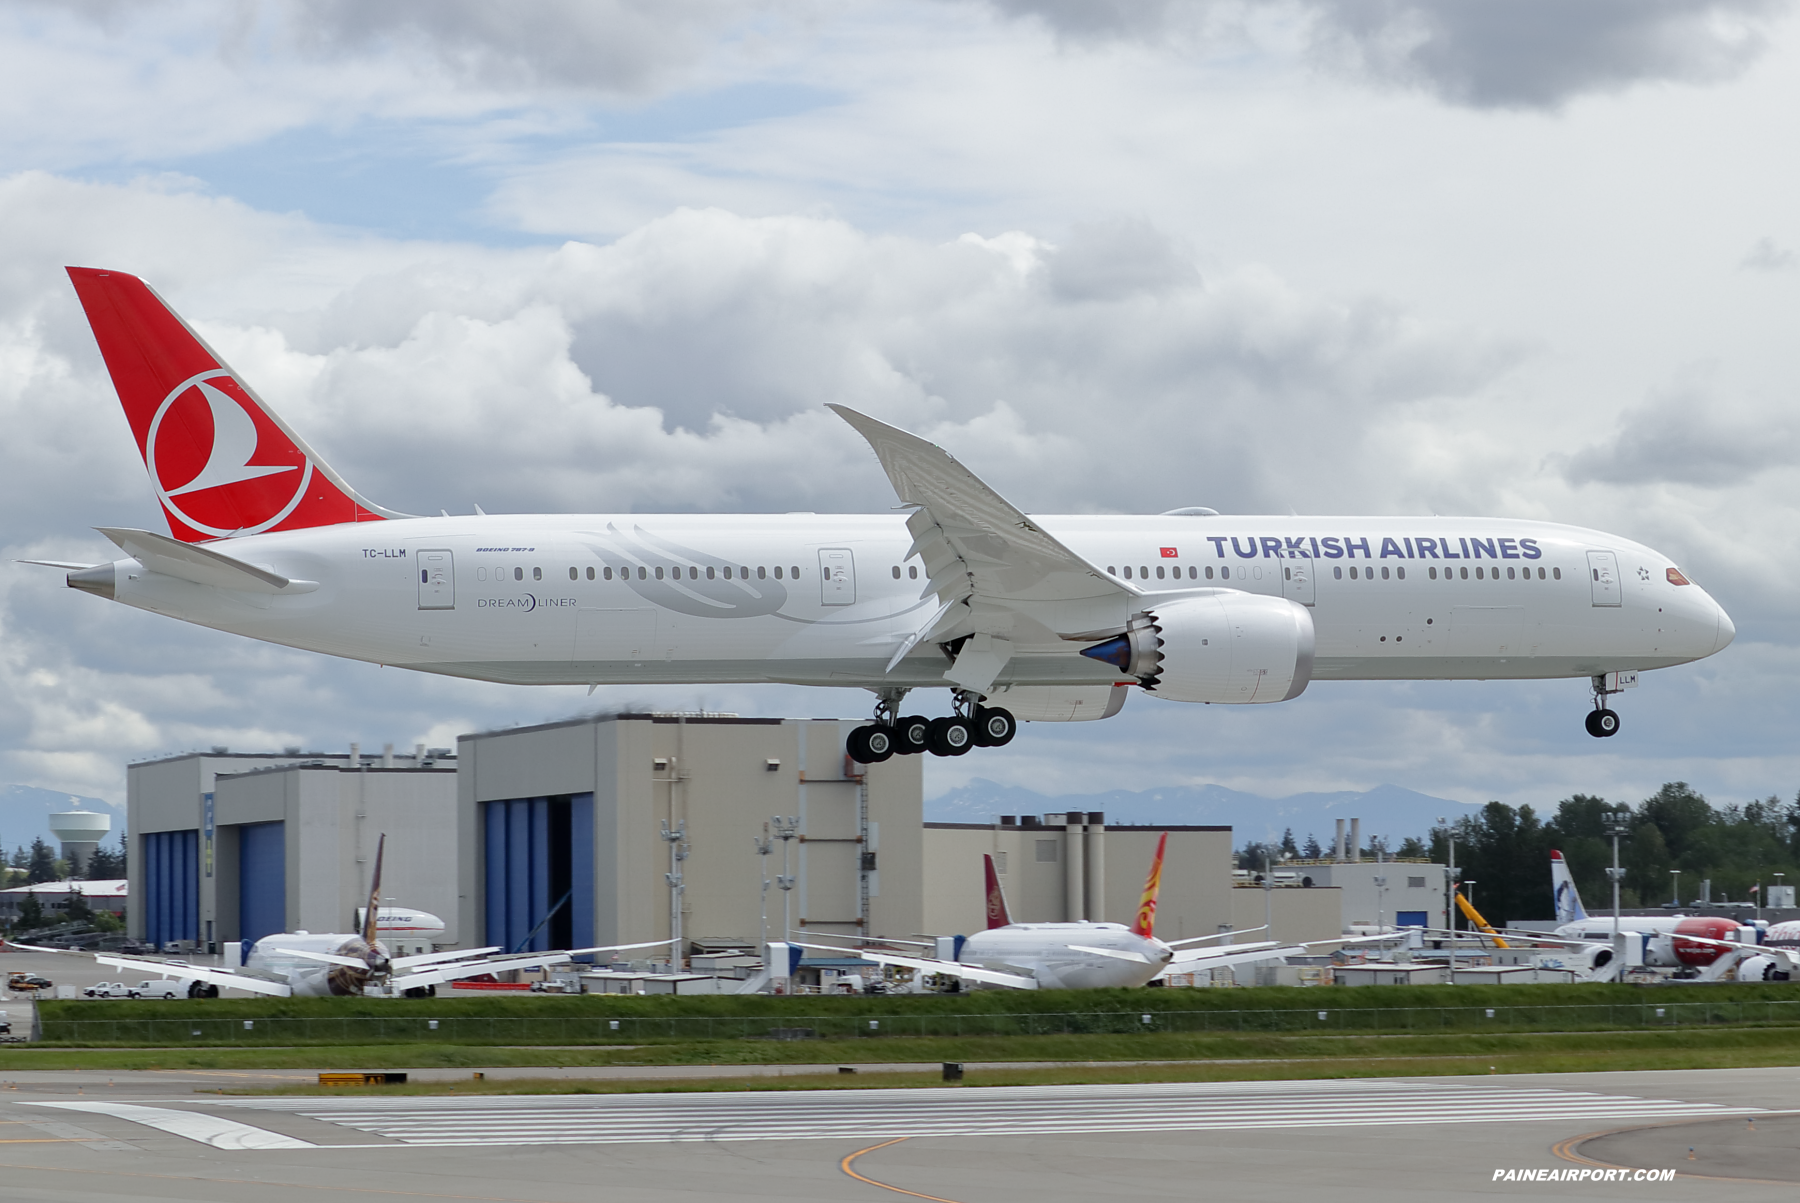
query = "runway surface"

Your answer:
(26, 1077), (1763, 1147)
(0, 1067), (1793, 1200)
